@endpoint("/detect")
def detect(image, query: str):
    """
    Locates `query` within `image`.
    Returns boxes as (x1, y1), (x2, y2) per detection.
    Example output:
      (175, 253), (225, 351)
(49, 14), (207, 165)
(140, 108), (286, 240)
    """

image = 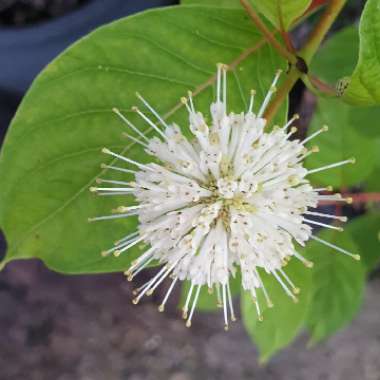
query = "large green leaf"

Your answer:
(241, 260), (312, 362)
(340, 0), (380, 106)
(311, 25), (380, 138)
(305, 229), (365, 344)
(346, 213), (380, 272)
(250, 0), (312, 30)
(0, 6), (287, 273)
(305, 98), (376, 188)
(308, 24), (379, 188)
